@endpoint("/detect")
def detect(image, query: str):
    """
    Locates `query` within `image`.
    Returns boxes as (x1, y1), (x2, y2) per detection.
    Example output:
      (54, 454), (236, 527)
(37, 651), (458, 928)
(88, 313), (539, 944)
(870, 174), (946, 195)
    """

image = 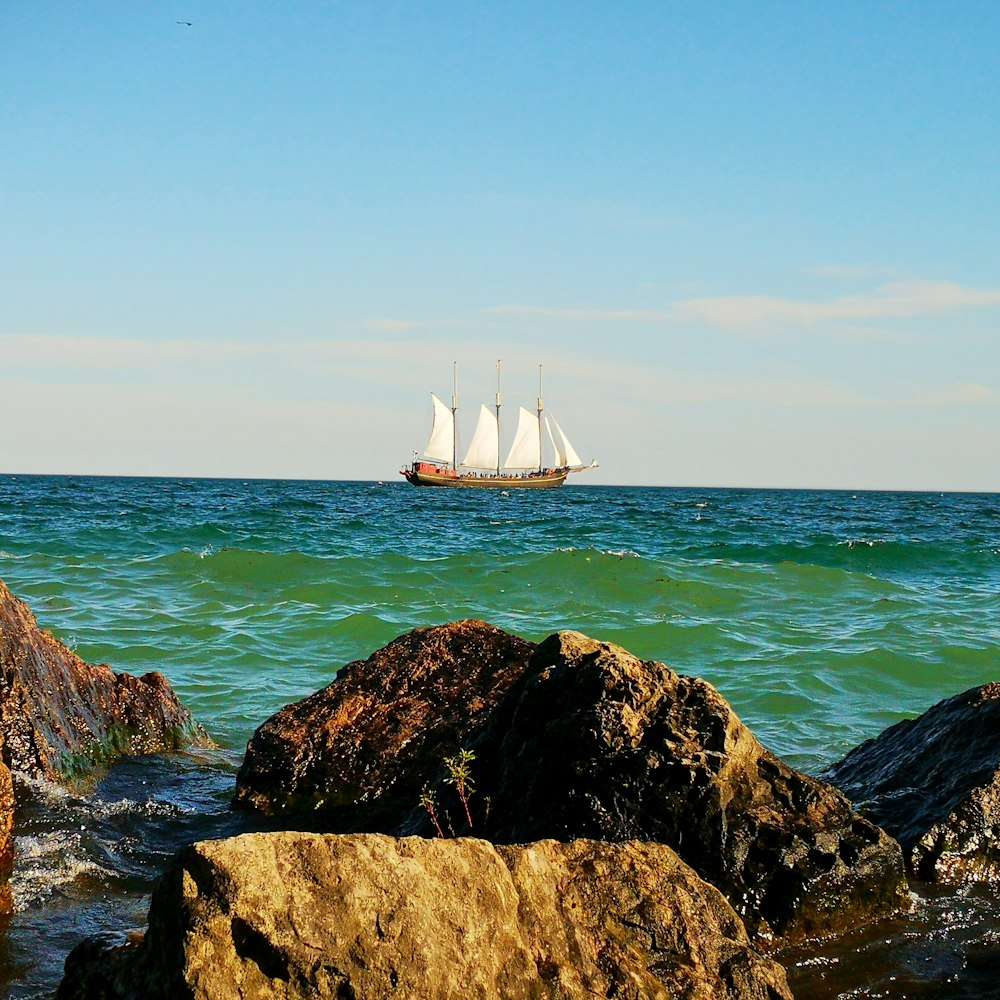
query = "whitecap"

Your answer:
(11, 831), (108, 911)
(92, 797), (188, 819)
(12, 772), (78, 808)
